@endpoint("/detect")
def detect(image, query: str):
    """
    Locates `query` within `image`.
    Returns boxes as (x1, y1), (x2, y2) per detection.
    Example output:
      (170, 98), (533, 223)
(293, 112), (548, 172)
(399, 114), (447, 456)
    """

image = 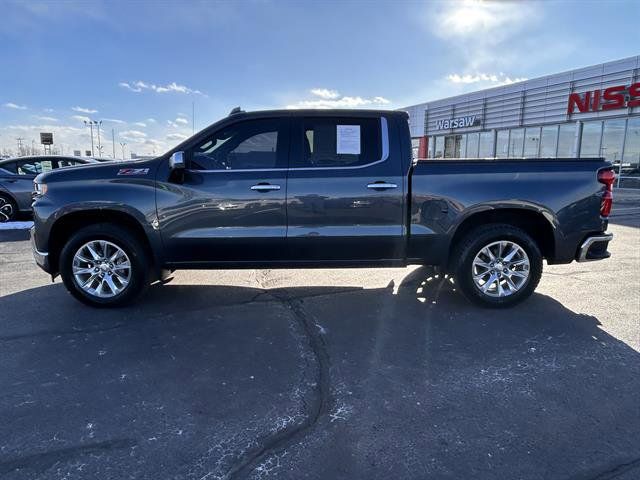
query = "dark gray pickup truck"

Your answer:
(31, 108), (614, 308)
